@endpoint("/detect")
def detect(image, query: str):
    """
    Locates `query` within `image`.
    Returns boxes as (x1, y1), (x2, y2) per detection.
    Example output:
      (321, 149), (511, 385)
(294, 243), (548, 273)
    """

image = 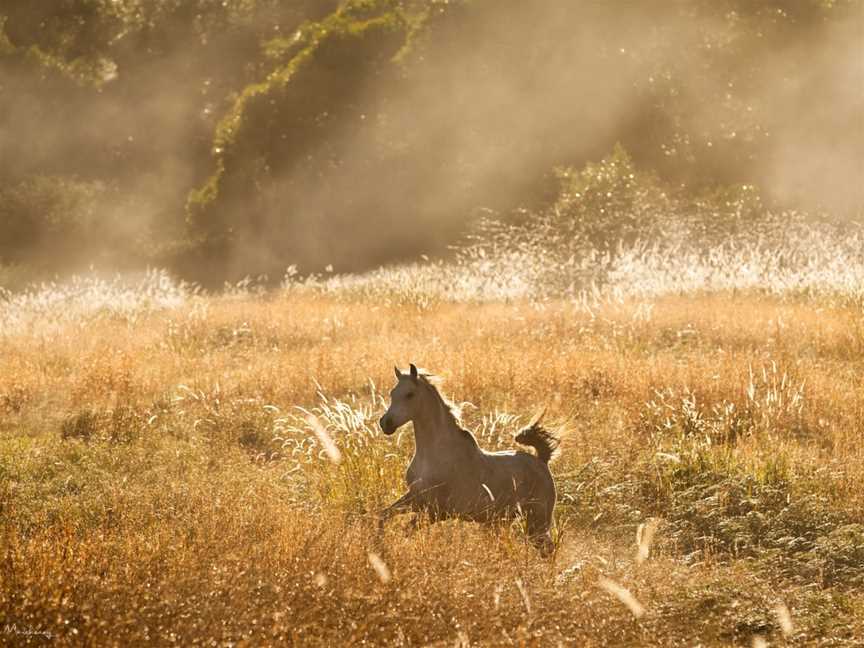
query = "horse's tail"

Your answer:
(515, 410), (559, 464)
